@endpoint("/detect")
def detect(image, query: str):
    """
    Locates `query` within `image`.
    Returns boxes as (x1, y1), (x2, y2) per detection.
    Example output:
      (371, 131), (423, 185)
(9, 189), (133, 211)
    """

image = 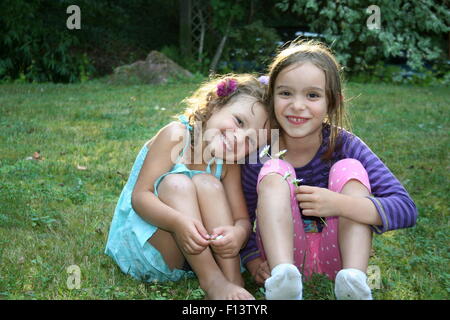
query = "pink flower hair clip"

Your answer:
(216, 78), (238, 97)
